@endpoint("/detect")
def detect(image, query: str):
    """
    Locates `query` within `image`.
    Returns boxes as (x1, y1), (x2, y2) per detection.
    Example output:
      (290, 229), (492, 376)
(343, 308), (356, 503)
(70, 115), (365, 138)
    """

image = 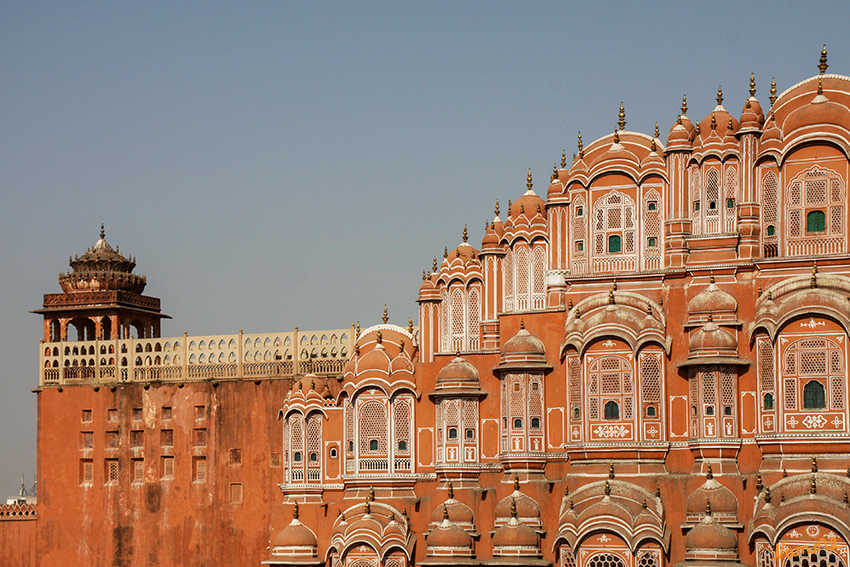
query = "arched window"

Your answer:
(763, 393), (774, 410)
(608, 235), (622, 253)
(604, 401), (620, 419)
(803, 380), (826, 409)
(807, 210), (826, 232)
